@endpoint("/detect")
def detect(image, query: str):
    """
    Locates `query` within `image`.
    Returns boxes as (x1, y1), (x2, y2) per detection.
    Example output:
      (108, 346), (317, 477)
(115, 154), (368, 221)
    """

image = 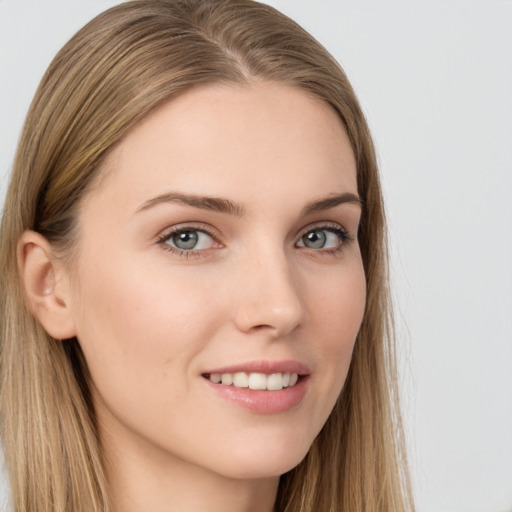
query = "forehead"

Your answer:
(86, 82), (357, 216)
